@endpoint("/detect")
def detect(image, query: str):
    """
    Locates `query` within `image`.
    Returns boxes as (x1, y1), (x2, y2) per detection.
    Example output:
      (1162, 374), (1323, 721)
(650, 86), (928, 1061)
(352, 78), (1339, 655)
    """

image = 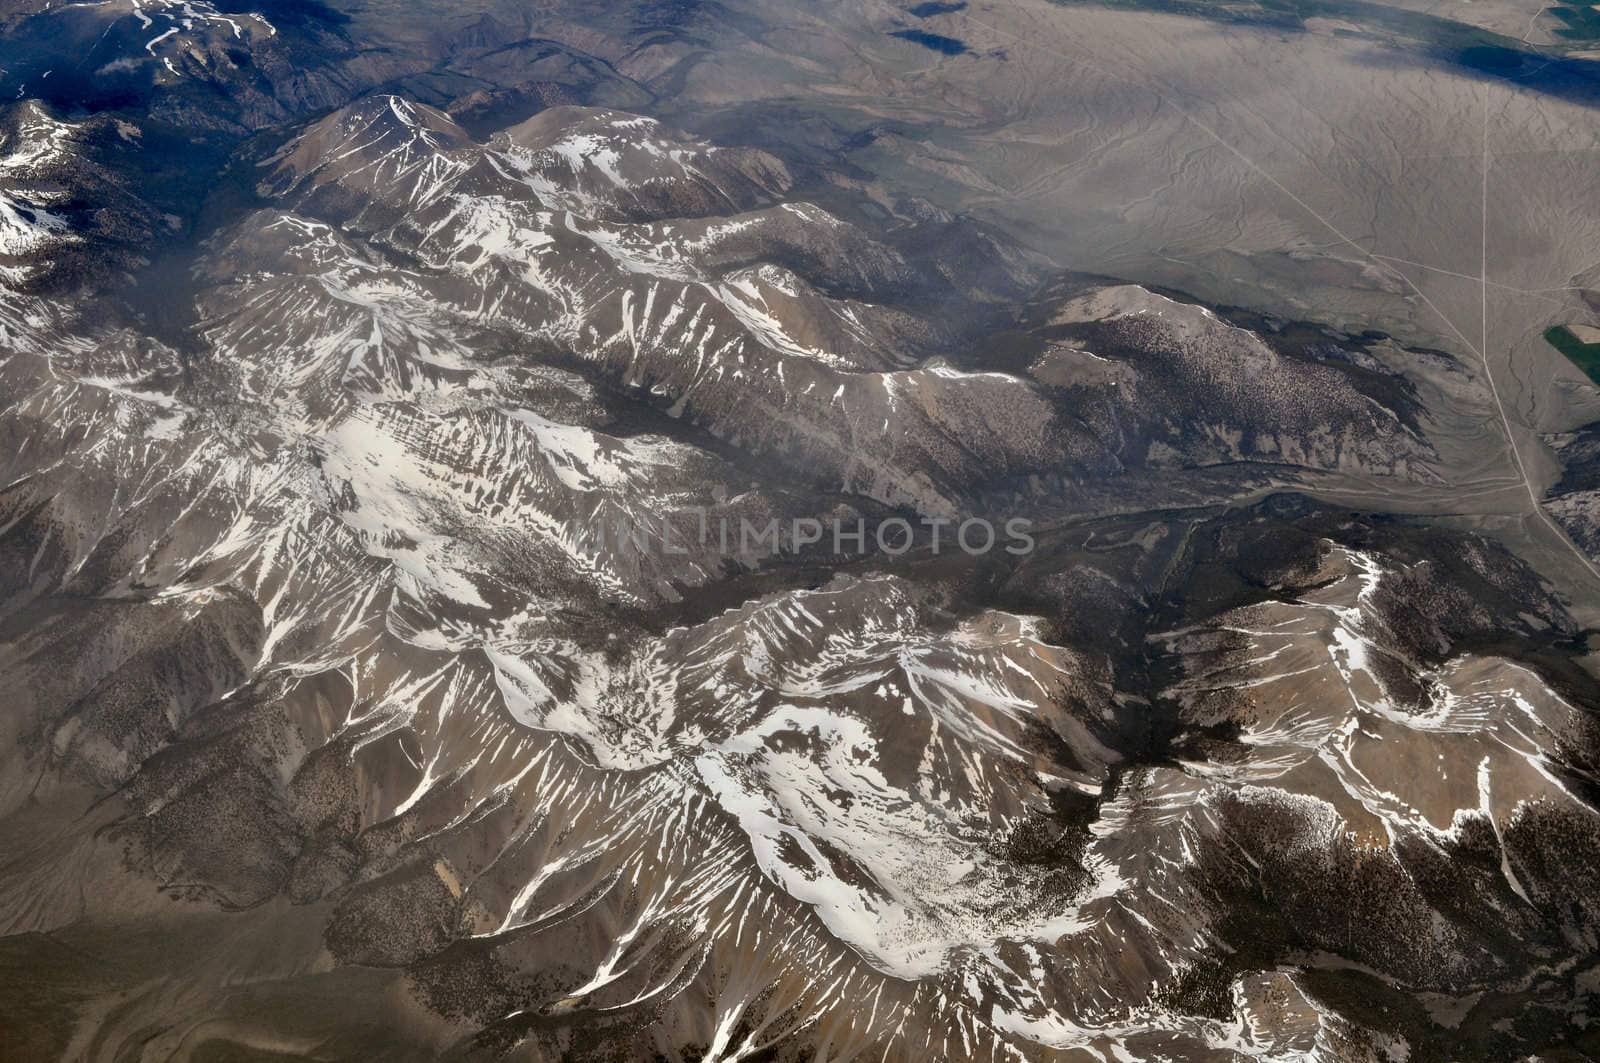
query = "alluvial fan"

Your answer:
(3, 0), (1600, 1060)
